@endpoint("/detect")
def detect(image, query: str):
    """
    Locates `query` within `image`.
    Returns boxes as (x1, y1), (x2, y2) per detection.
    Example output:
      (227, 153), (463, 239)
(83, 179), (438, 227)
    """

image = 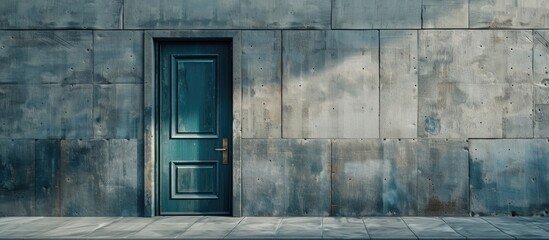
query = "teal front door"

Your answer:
(158, 41), (232, 215)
